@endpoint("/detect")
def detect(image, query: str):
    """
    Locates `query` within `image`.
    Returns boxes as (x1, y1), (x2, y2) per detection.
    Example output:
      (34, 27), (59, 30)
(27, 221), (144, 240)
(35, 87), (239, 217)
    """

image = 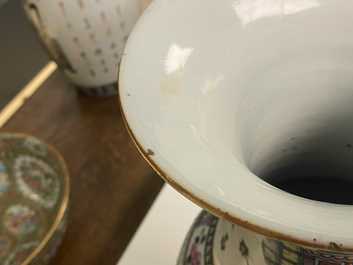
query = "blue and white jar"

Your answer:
(24, 0), (150, 96)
